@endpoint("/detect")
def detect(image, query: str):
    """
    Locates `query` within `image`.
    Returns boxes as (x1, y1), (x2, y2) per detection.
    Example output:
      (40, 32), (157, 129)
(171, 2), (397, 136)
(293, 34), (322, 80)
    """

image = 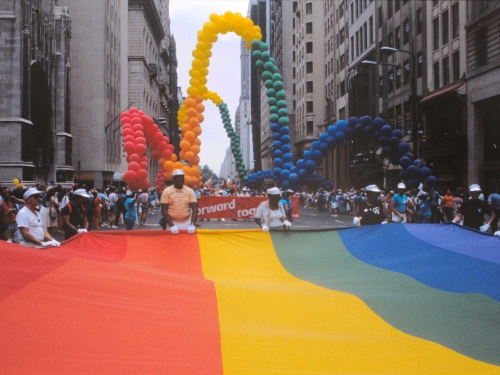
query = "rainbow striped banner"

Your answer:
(0, 225), (499, 374)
